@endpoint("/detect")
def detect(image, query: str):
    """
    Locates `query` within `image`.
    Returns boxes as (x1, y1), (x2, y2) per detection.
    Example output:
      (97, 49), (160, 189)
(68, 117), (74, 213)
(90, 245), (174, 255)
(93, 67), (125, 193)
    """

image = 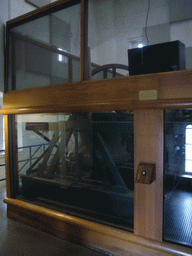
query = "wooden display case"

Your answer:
(1, 0), (192, 255)
(2, 70), (192, 255)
